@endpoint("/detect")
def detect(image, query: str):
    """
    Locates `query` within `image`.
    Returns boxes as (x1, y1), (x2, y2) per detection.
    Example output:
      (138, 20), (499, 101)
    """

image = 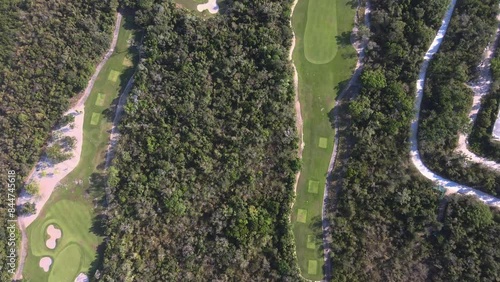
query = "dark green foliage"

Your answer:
(429, 196), (500, 281)
(99, 0), (301, 280)
(328, 0), (449, 280)
(0, 0), (116, 280)
(17, 202), (36, 216)
(330, 0), (500, 280)
(418, 0), (500, 195)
